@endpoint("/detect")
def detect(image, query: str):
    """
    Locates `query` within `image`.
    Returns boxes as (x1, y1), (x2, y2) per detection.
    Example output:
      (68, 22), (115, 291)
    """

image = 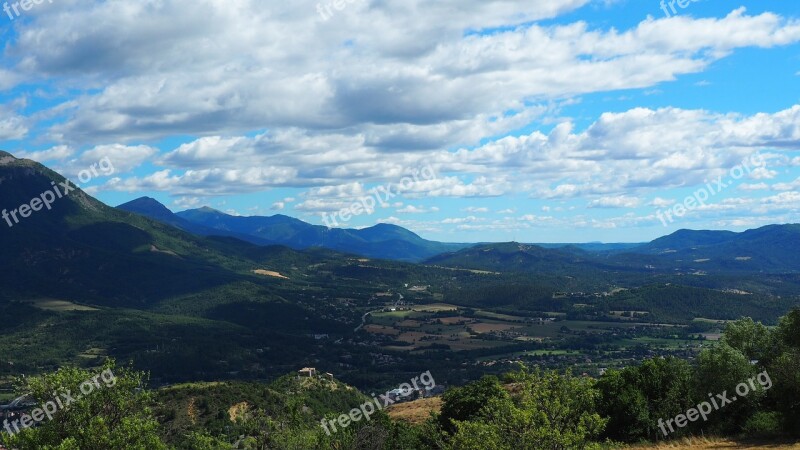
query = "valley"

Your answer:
(1, 152), (799, 447)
